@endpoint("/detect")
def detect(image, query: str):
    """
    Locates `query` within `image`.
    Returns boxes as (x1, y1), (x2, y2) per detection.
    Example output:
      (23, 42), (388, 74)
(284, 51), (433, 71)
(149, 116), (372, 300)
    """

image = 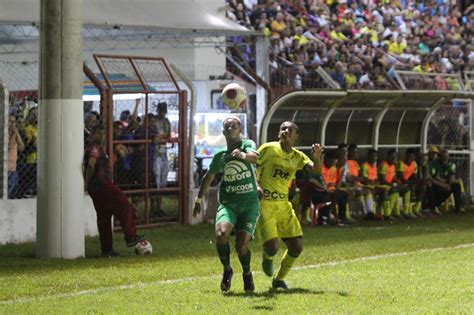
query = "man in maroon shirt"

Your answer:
(84, 125), (145, 257)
